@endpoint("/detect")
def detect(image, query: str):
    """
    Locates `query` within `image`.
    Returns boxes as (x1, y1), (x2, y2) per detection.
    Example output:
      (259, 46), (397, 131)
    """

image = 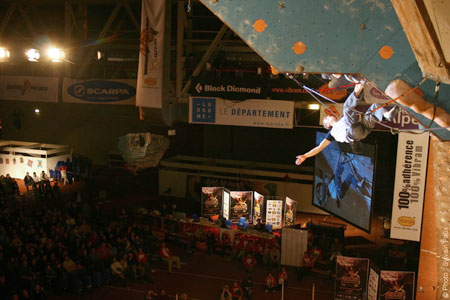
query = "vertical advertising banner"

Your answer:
(379, 271), (415, 300)
(390, 132), (429, 241)
(335, 256), (370, 300)
(136, 0), (165, 108)
(284, 197), (297, 227)
(252, 192), (264, 225)
(222, 190), (230, 220)
(367, 268), (380, 300)
(201, 187), (223, 218)
(265, 199), (283, 229)
(230, 191), (253, 223)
